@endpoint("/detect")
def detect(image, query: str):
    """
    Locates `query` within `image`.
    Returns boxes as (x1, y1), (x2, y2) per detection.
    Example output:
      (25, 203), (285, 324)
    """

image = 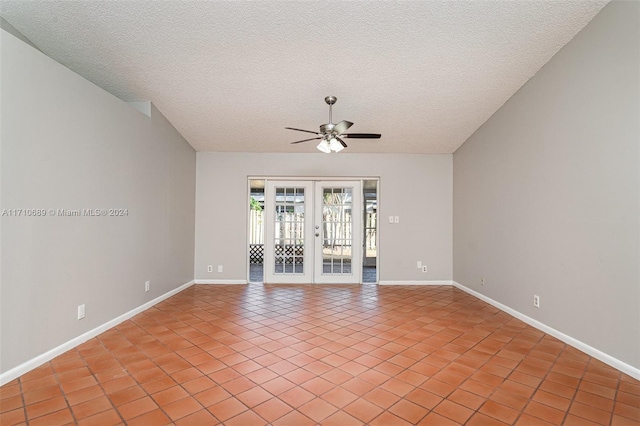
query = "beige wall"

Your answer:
(453, 1), (639, 369)
(0, 30), (196, 373)
(195, 153), (452, 283)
